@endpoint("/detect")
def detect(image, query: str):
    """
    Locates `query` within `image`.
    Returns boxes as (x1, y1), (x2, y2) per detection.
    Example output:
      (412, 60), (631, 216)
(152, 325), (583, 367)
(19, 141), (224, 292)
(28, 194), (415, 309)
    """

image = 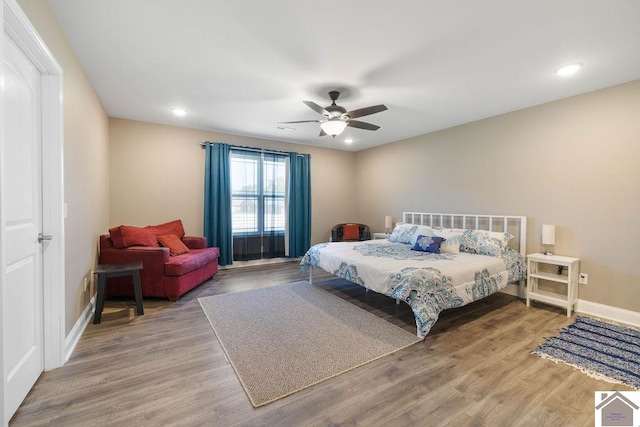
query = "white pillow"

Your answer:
(409, 225), (435, 246)
(434, 227), (464, 254)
